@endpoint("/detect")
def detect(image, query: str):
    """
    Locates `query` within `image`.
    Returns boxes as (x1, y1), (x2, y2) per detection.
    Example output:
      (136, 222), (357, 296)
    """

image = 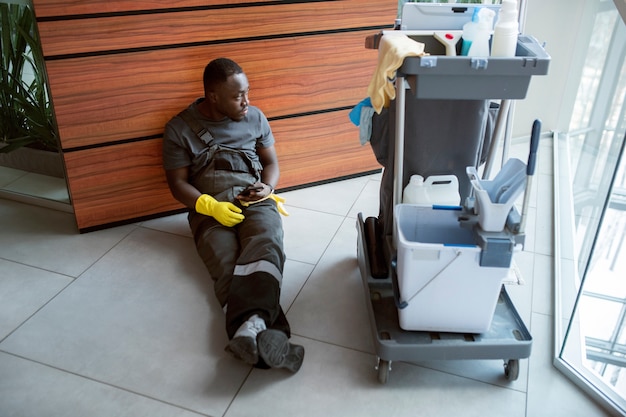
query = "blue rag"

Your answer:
(348, 97), (372, 126)
(359, 106), (375, 145)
